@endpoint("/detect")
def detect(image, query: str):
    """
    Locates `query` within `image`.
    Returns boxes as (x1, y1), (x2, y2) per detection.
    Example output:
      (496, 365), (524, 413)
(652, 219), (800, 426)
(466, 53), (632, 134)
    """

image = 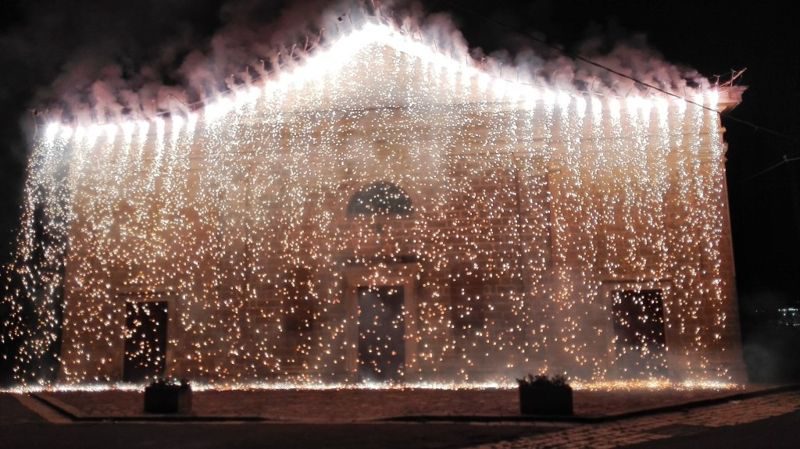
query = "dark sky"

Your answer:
(1, 0), (798, 321)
